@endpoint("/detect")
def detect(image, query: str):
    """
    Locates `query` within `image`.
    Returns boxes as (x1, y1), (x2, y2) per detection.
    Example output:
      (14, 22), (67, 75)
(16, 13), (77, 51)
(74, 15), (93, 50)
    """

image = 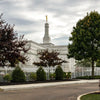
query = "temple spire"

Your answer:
(43, 15), (50, 44)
